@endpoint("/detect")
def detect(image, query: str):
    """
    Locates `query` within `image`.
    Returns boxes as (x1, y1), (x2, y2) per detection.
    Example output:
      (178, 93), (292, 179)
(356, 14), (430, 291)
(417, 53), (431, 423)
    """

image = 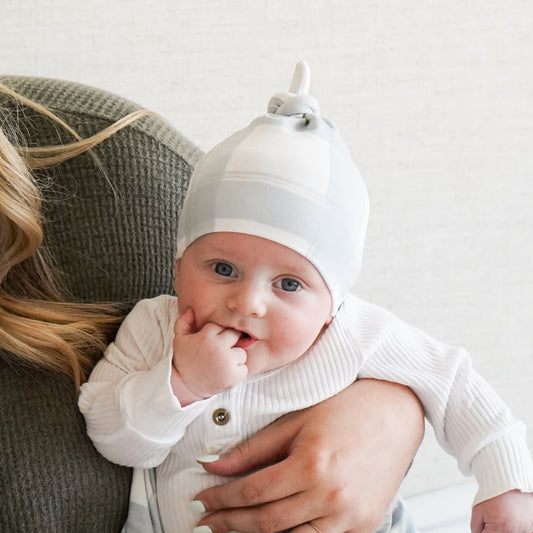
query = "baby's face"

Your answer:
(174, 232), (332, 375)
